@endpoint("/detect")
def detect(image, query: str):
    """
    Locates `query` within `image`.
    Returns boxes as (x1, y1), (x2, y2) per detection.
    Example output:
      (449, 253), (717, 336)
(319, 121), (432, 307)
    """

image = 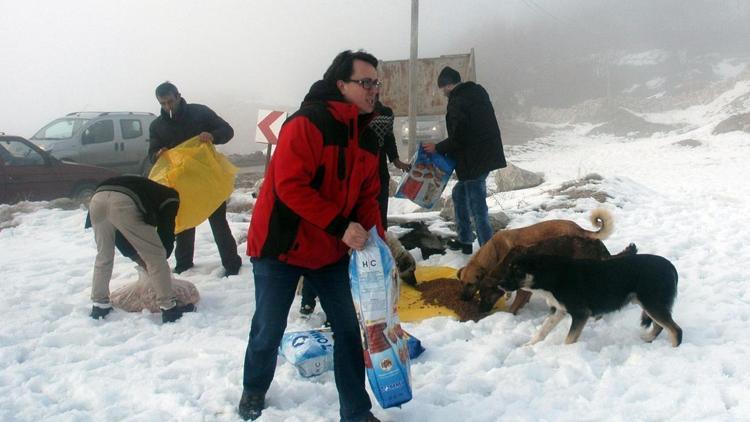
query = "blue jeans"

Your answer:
(452, 173), (493, 246)
(243, 256), (372, 421)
